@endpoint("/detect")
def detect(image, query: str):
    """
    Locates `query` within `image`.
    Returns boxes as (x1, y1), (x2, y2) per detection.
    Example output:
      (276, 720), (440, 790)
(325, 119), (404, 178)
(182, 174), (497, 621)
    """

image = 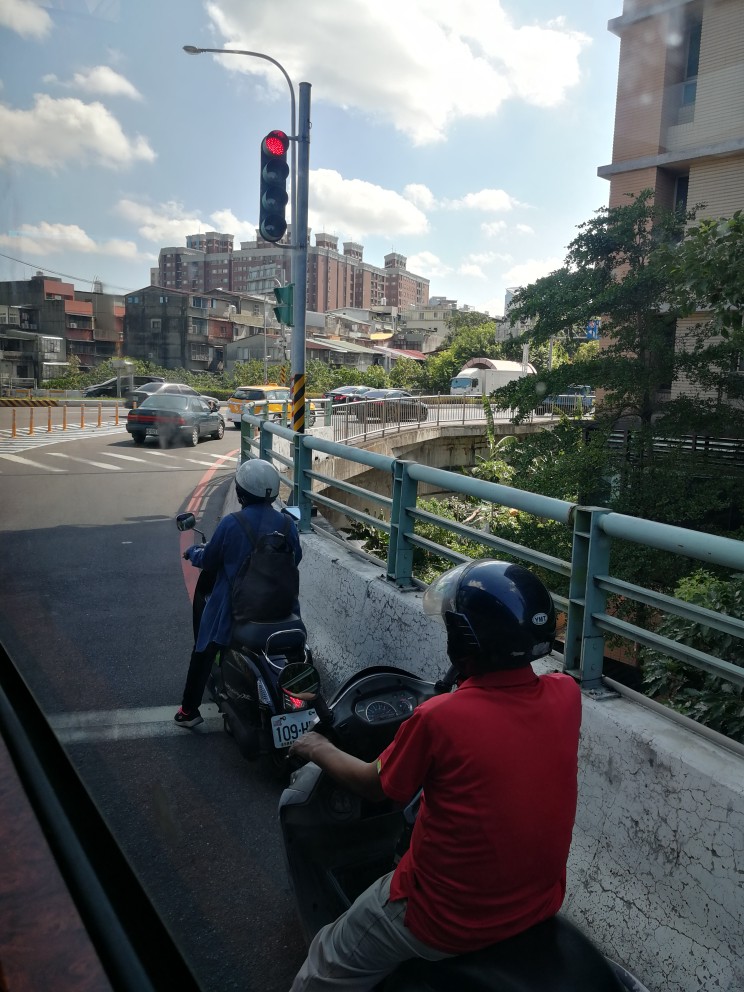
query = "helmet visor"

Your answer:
(422, 562), (471, 619)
